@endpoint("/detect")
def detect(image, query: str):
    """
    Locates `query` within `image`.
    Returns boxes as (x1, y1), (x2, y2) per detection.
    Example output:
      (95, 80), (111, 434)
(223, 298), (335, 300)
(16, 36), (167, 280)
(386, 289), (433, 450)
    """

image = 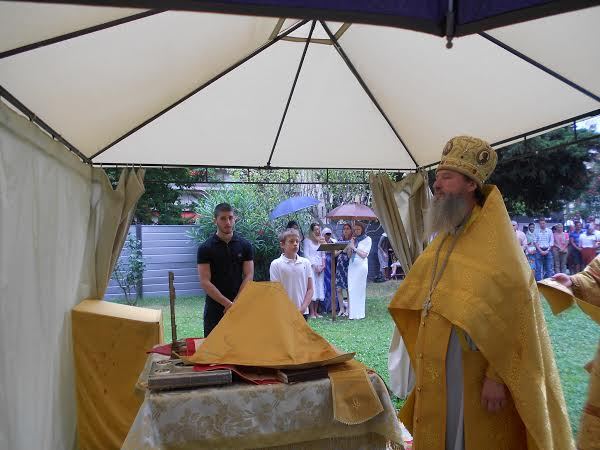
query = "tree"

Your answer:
(489, 127), (598, 216)
(568, 148), (600, 218)
(105, 168), (199, 224)
(111, 234), (146, 305)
